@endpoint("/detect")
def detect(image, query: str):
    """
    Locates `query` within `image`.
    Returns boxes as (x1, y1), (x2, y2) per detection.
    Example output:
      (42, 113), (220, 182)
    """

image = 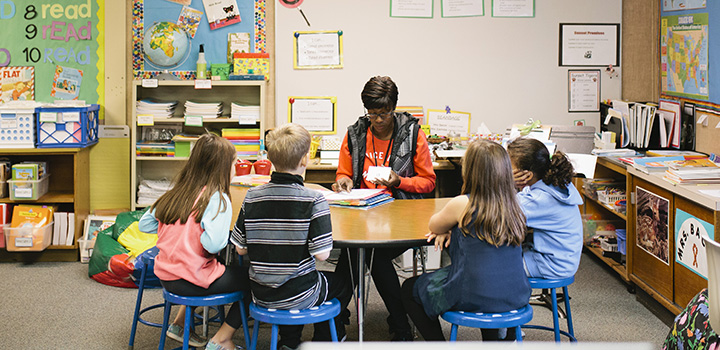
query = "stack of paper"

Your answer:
(137, 179), (173, 207)
(664, 158), (720, 184)
(136, 99), (178, 118)
(322, 189), (394, 210)
(222, 128), (260, 159)
(231, 103), (260, 124)
(184, 100), (223, 119)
